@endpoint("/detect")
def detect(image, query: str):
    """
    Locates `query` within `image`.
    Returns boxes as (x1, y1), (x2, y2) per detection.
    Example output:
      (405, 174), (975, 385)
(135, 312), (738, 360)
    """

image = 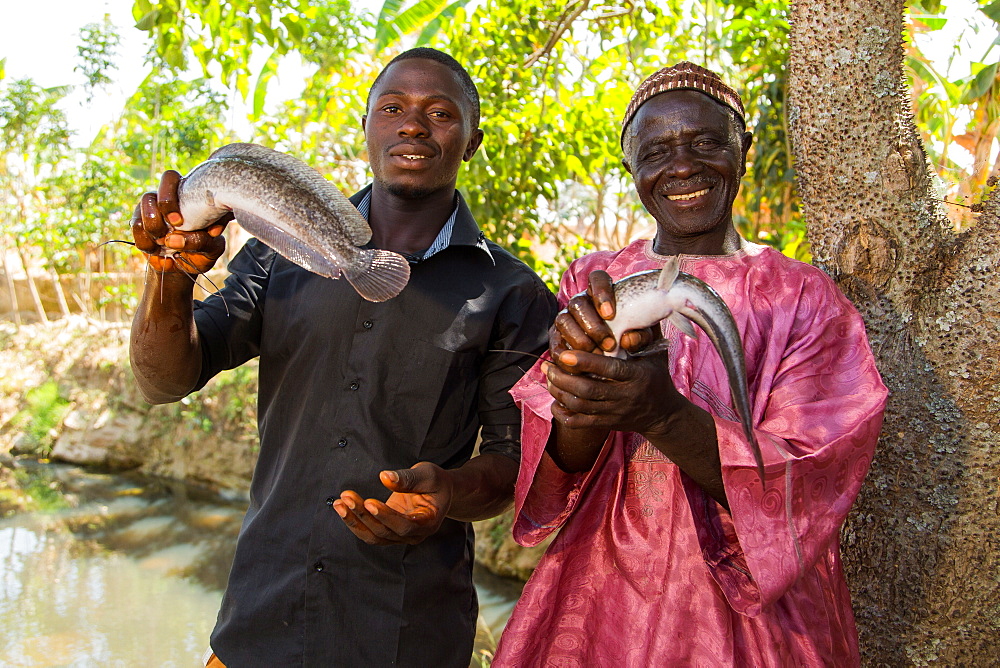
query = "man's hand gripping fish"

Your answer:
(171, 142), (410, 302)
(605, 257), (764, 483)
